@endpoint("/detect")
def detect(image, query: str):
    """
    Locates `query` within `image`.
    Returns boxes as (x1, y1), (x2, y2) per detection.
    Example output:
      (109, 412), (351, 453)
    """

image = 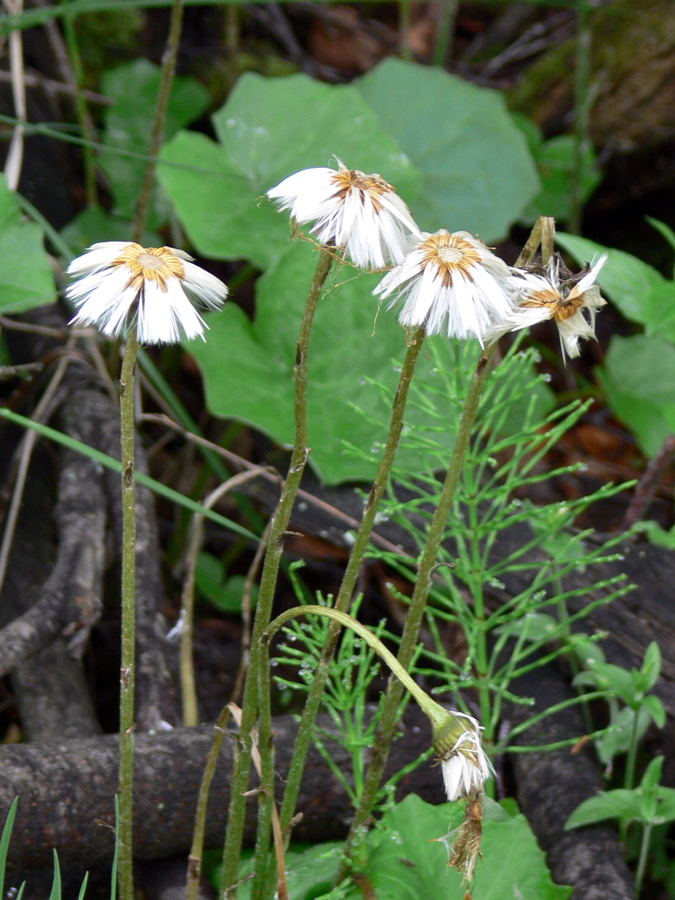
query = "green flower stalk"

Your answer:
(273, 325), (425, 859)
(335, 217), (557, 879)
(65, 243), (227, 900)
(260, 606), (492, 894)
(219, 246), (334, 899)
